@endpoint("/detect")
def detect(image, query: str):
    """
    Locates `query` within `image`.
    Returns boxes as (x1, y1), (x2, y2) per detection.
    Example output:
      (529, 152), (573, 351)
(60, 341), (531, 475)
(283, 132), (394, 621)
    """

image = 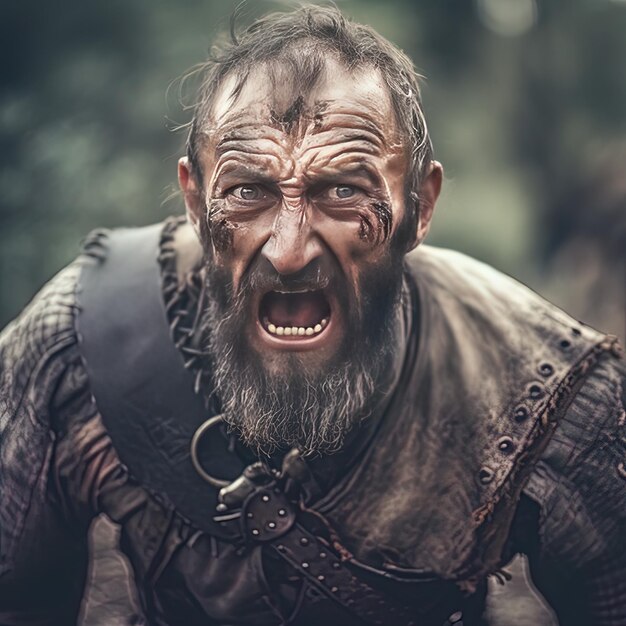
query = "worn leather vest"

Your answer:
(76, 220), (615, 626)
